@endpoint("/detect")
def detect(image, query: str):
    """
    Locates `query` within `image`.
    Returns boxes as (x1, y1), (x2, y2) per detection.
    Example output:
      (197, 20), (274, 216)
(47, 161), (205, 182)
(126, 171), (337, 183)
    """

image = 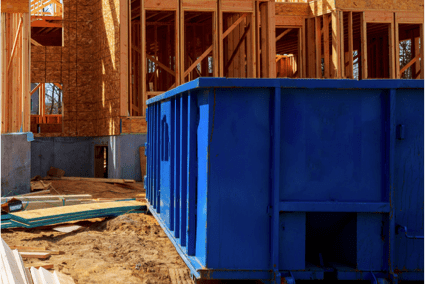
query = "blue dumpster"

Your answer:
(145, 78), (424, 283)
